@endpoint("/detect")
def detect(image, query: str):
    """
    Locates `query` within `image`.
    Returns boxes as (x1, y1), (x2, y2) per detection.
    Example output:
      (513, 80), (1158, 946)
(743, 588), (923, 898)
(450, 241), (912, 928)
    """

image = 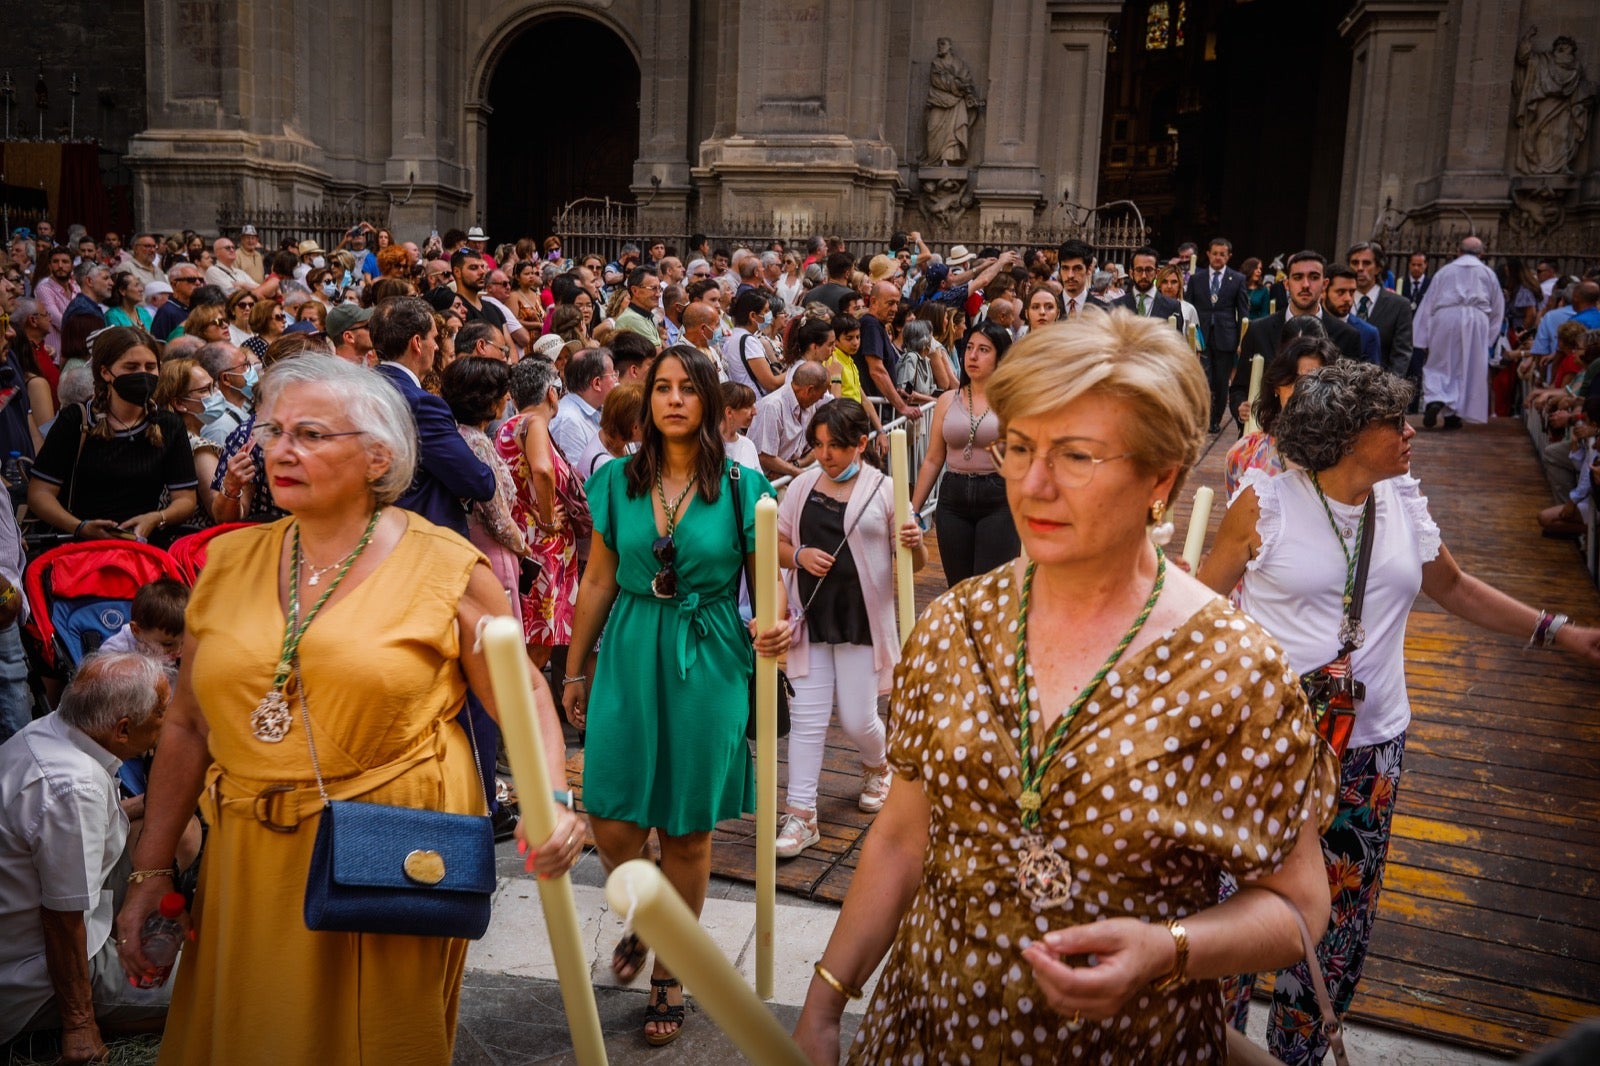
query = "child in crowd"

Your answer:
(101, 577), (188, 668)
(719, 381), (761, 472)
